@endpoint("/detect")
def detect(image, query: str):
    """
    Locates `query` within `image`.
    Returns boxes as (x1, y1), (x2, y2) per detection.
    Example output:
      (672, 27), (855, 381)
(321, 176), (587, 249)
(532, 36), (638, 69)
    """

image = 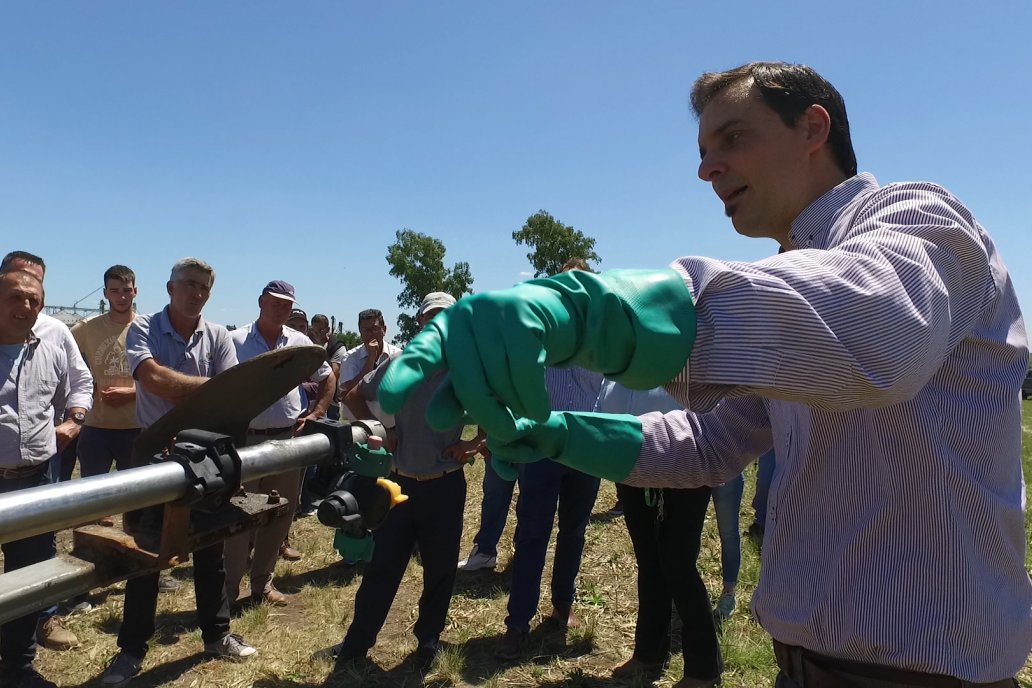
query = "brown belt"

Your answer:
(392, 465), (464, 482)
(0, 463), (47, 479)
(773, 640), (1016, 688)
(247, 426), (294, 436)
